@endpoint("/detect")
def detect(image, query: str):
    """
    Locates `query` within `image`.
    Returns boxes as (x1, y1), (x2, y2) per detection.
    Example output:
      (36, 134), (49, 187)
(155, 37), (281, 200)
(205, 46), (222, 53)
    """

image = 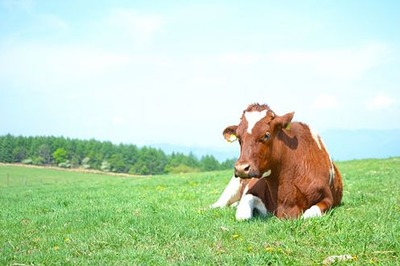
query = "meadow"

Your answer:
(1, 158), (399, 265)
